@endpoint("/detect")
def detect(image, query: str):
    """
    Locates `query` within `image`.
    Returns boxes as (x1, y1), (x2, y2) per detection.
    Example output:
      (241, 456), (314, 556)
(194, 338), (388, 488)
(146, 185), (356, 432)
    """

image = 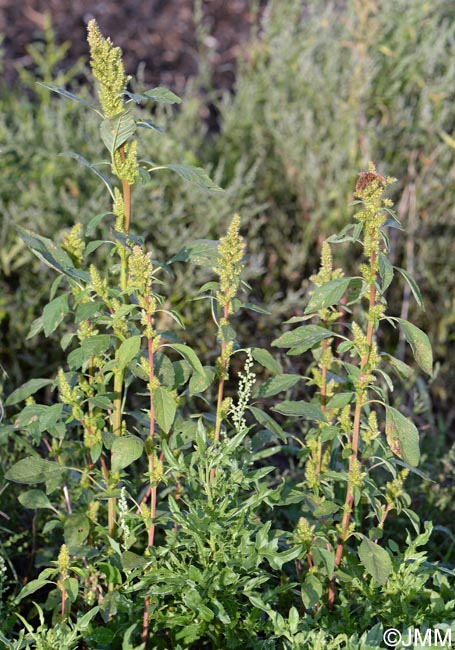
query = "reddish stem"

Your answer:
(210, 301), (230, 483)
(328, 251), (377, 609)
